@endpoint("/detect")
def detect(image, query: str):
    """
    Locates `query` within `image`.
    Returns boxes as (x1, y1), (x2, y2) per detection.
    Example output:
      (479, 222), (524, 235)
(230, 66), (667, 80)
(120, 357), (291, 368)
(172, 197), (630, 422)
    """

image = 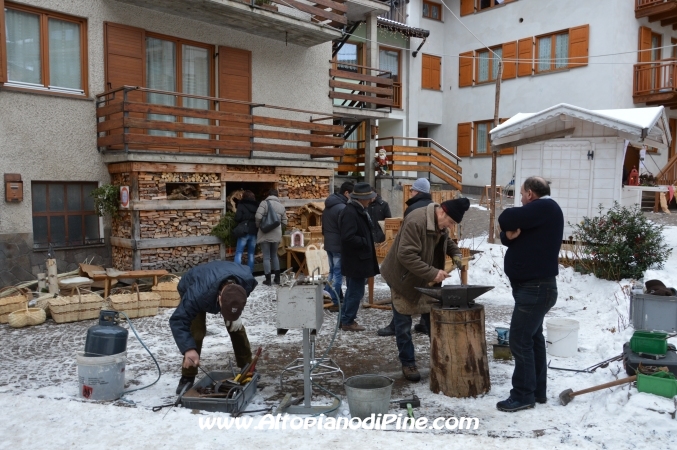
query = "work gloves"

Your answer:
(225, 318), (243, 332)
(452, 255), (463, 270)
